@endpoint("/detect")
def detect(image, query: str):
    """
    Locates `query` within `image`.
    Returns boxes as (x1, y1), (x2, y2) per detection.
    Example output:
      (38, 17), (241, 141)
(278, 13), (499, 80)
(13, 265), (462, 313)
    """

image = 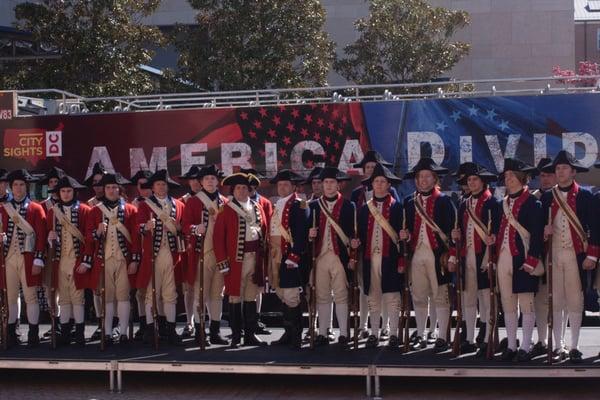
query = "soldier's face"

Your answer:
(153, 181), (168, 198)
(277, 181), (294, 198)
(92, 174), (104, 197)
(372, 176), (390, 197)
(201, 175), (218, 193)
(467, 176), (484, 194)
(311, 179), (322, 196)
(322, 178), (339, 197)
(415, 170), (436, 192)
(0, 181), (7, 194)
(59, 188), (74, 203)
(364, 162), (377, 177)
(539, 171), (556, 190)
(48, 177), (59, 190)
(554, 164), (576, 186)
(233, 184), (250, 202)
(11, 180), (27, 200)
(104, 184), (120, 201)
(503, 171), (523, 193)
(189, 178), (202, 193)
(137, 179), (152, 198)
